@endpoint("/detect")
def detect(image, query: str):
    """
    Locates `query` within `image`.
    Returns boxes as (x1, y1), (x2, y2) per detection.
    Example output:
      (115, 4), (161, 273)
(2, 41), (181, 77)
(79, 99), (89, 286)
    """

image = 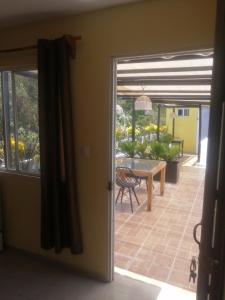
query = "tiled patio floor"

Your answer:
(114, 161), (205, 292)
